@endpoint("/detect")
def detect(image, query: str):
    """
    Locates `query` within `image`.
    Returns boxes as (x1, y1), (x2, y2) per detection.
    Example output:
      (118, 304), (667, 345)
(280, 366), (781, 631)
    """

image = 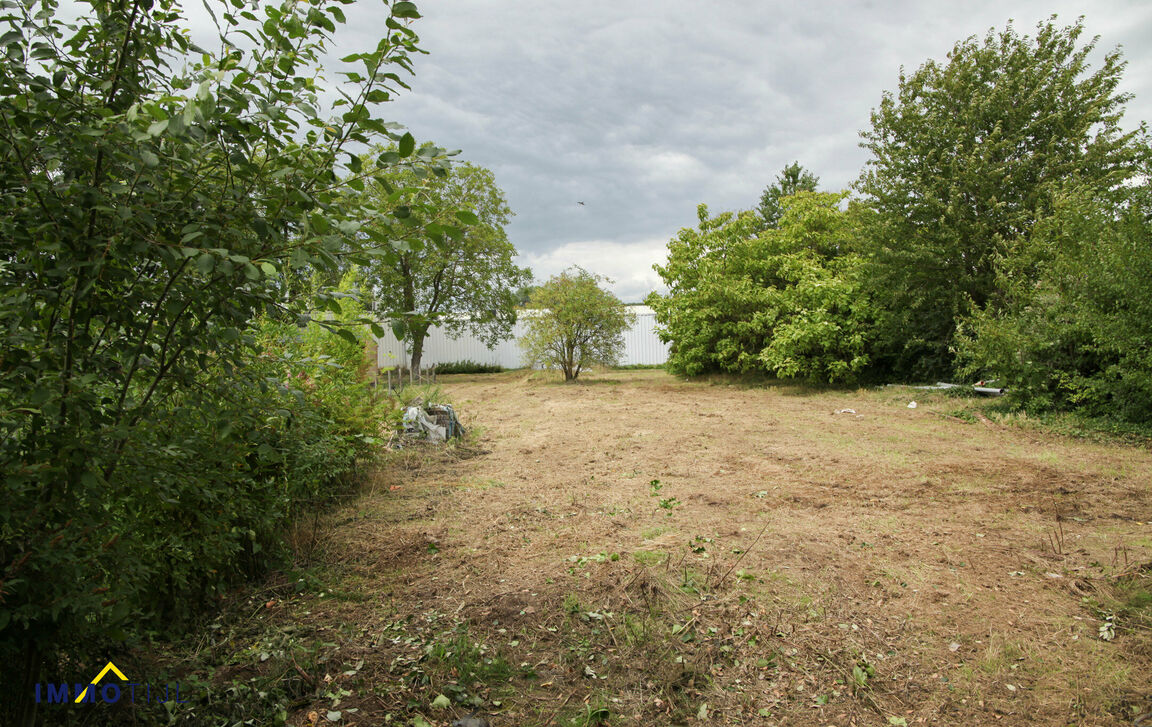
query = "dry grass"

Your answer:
(259, 370), (1152, 726)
